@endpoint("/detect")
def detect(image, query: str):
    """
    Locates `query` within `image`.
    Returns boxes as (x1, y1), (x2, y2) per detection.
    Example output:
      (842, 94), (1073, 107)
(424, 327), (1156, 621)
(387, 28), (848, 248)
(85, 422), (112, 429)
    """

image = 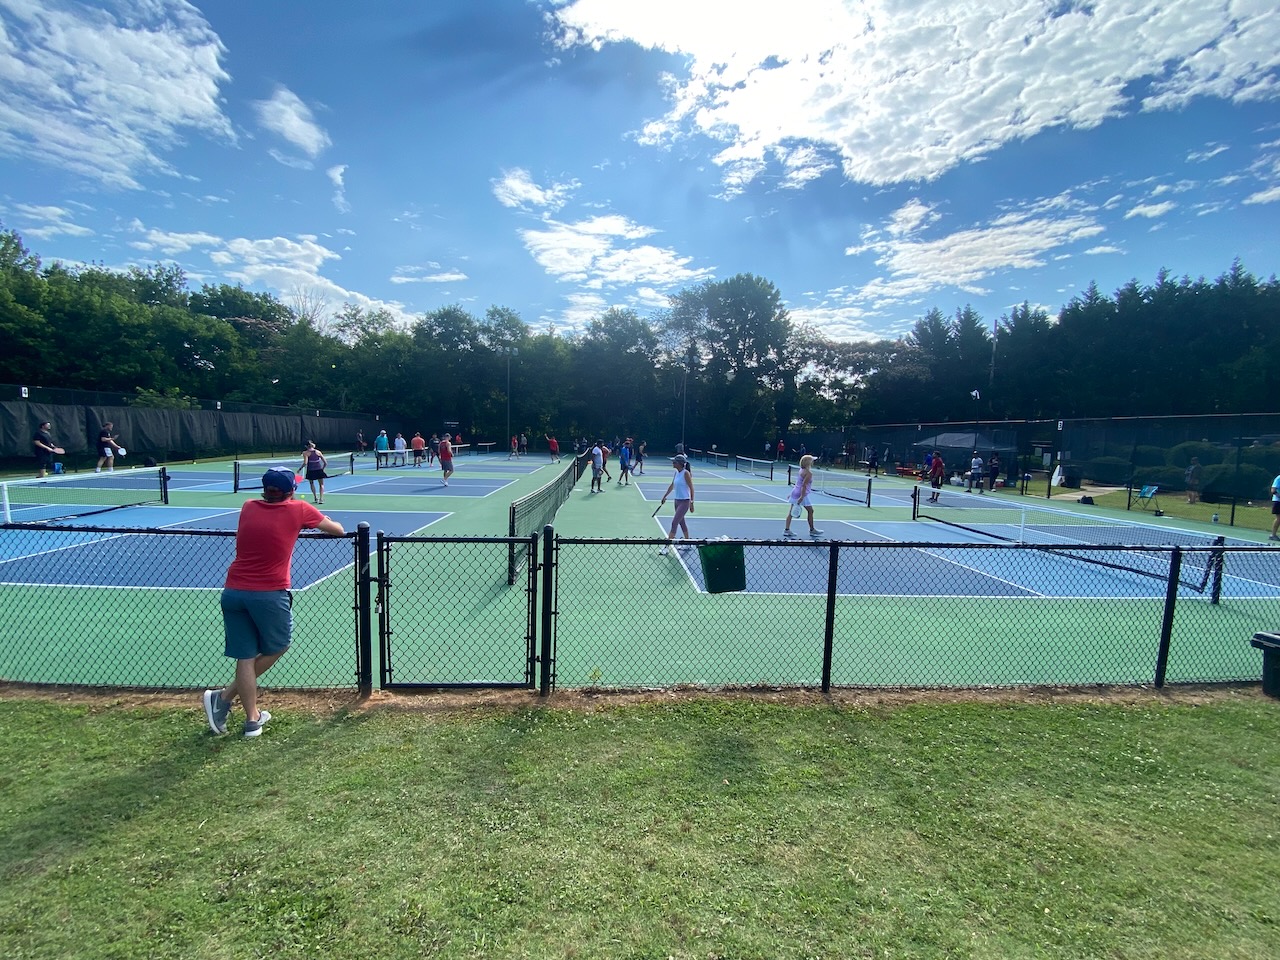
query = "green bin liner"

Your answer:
(697, 542), (746, 594)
